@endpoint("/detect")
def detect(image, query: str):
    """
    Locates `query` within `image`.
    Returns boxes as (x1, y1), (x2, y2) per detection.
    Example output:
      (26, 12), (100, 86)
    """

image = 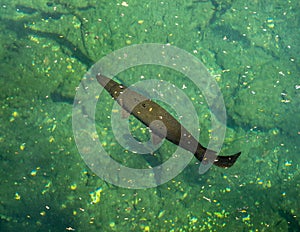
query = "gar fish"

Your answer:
(96, 73), (241, 168)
